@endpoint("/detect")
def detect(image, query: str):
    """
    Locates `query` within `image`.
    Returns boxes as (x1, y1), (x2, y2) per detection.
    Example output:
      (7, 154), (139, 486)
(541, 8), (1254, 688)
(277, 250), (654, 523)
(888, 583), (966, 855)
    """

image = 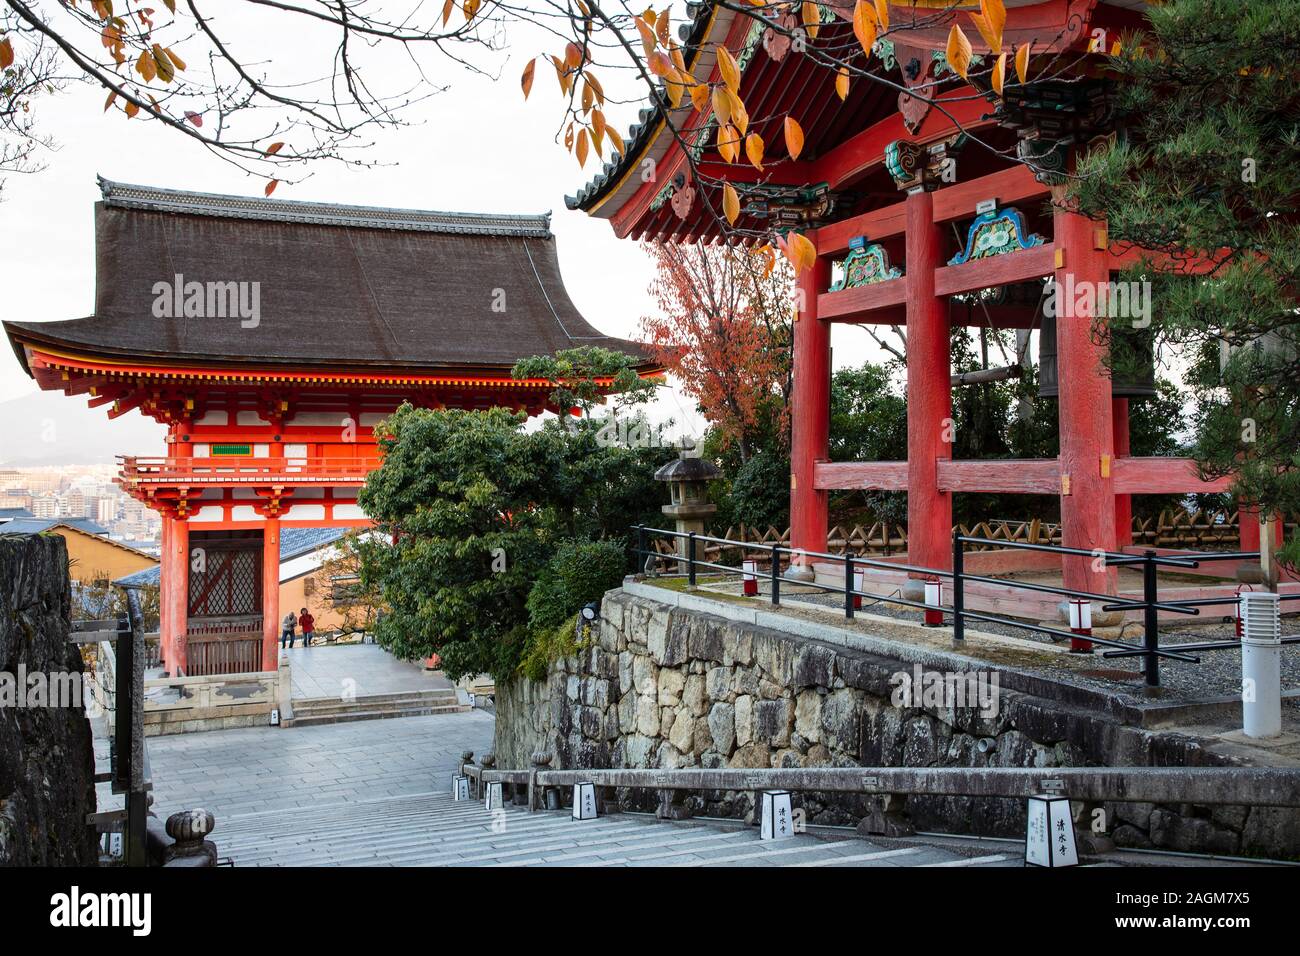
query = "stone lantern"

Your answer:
(653, 449), (720, 574)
